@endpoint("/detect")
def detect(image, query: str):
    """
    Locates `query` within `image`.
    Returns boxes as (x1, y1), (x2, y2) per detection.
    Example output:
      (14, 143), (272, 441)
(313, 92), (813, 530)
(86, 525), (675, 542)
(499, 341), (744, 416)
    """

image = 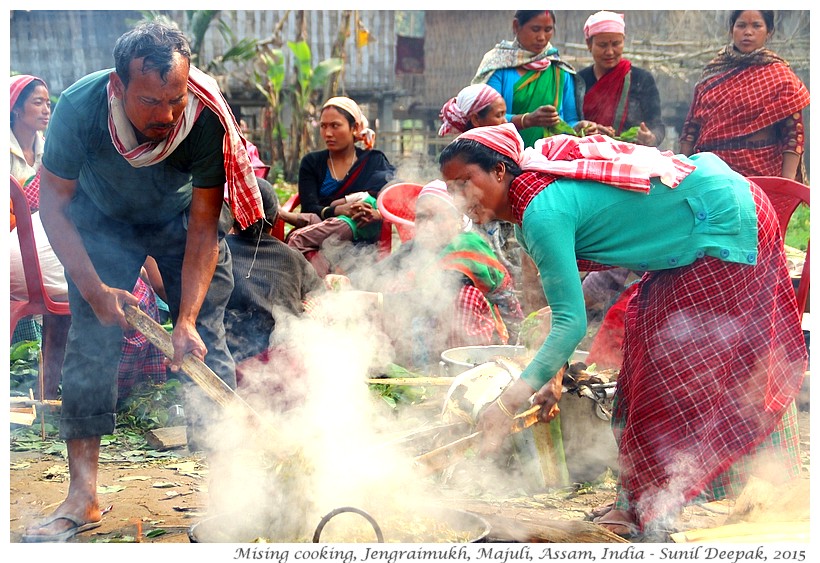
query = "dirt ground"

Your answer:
(7, 404), (810, 545)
